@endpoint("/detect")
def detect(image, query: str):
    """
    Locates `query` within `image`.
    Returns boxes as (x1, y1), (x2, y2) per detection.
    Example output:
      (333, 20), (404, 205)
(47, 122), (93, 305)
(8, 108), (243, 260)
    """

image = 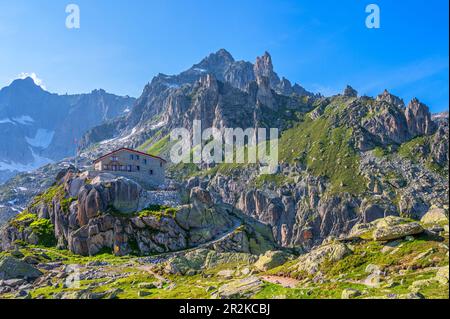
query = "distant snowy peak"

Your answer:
(0, 78), (135, 184)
